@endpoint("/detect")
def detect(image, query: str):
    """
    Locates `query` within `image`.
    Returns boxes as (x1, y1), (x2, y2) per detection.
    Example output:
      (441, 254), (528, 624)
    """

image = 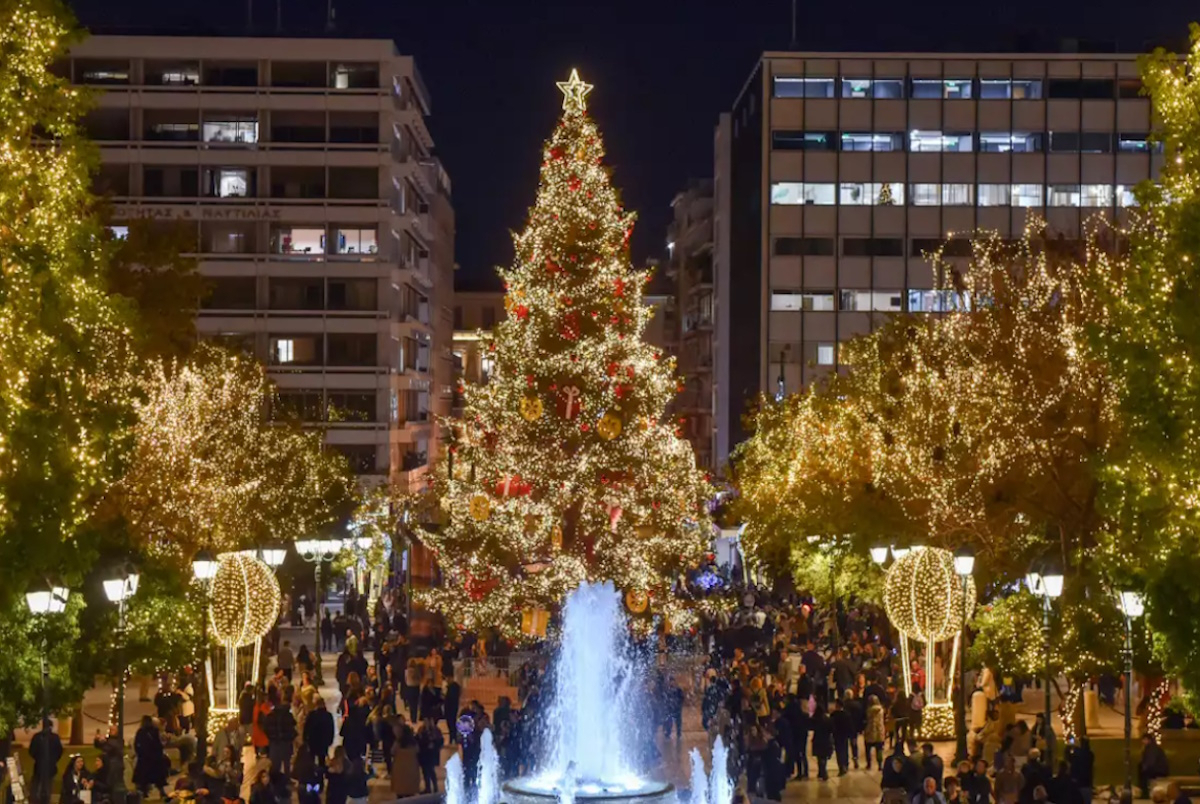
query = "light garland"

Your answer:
(418, 69), (712, 636)
(208, 552), (280, 648)
(884, 547), (975, 642)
